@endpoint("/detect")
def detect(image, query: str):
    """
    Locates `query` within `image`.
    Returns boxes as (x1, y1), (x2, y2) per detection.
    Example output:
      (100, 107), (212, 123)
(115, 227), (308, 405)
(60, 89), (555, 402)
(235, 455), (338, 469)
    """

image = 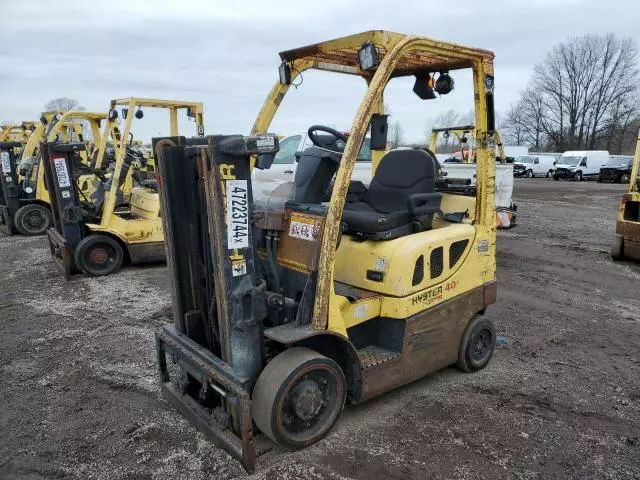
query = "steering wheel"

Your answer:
(307, 125), (349, 152)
